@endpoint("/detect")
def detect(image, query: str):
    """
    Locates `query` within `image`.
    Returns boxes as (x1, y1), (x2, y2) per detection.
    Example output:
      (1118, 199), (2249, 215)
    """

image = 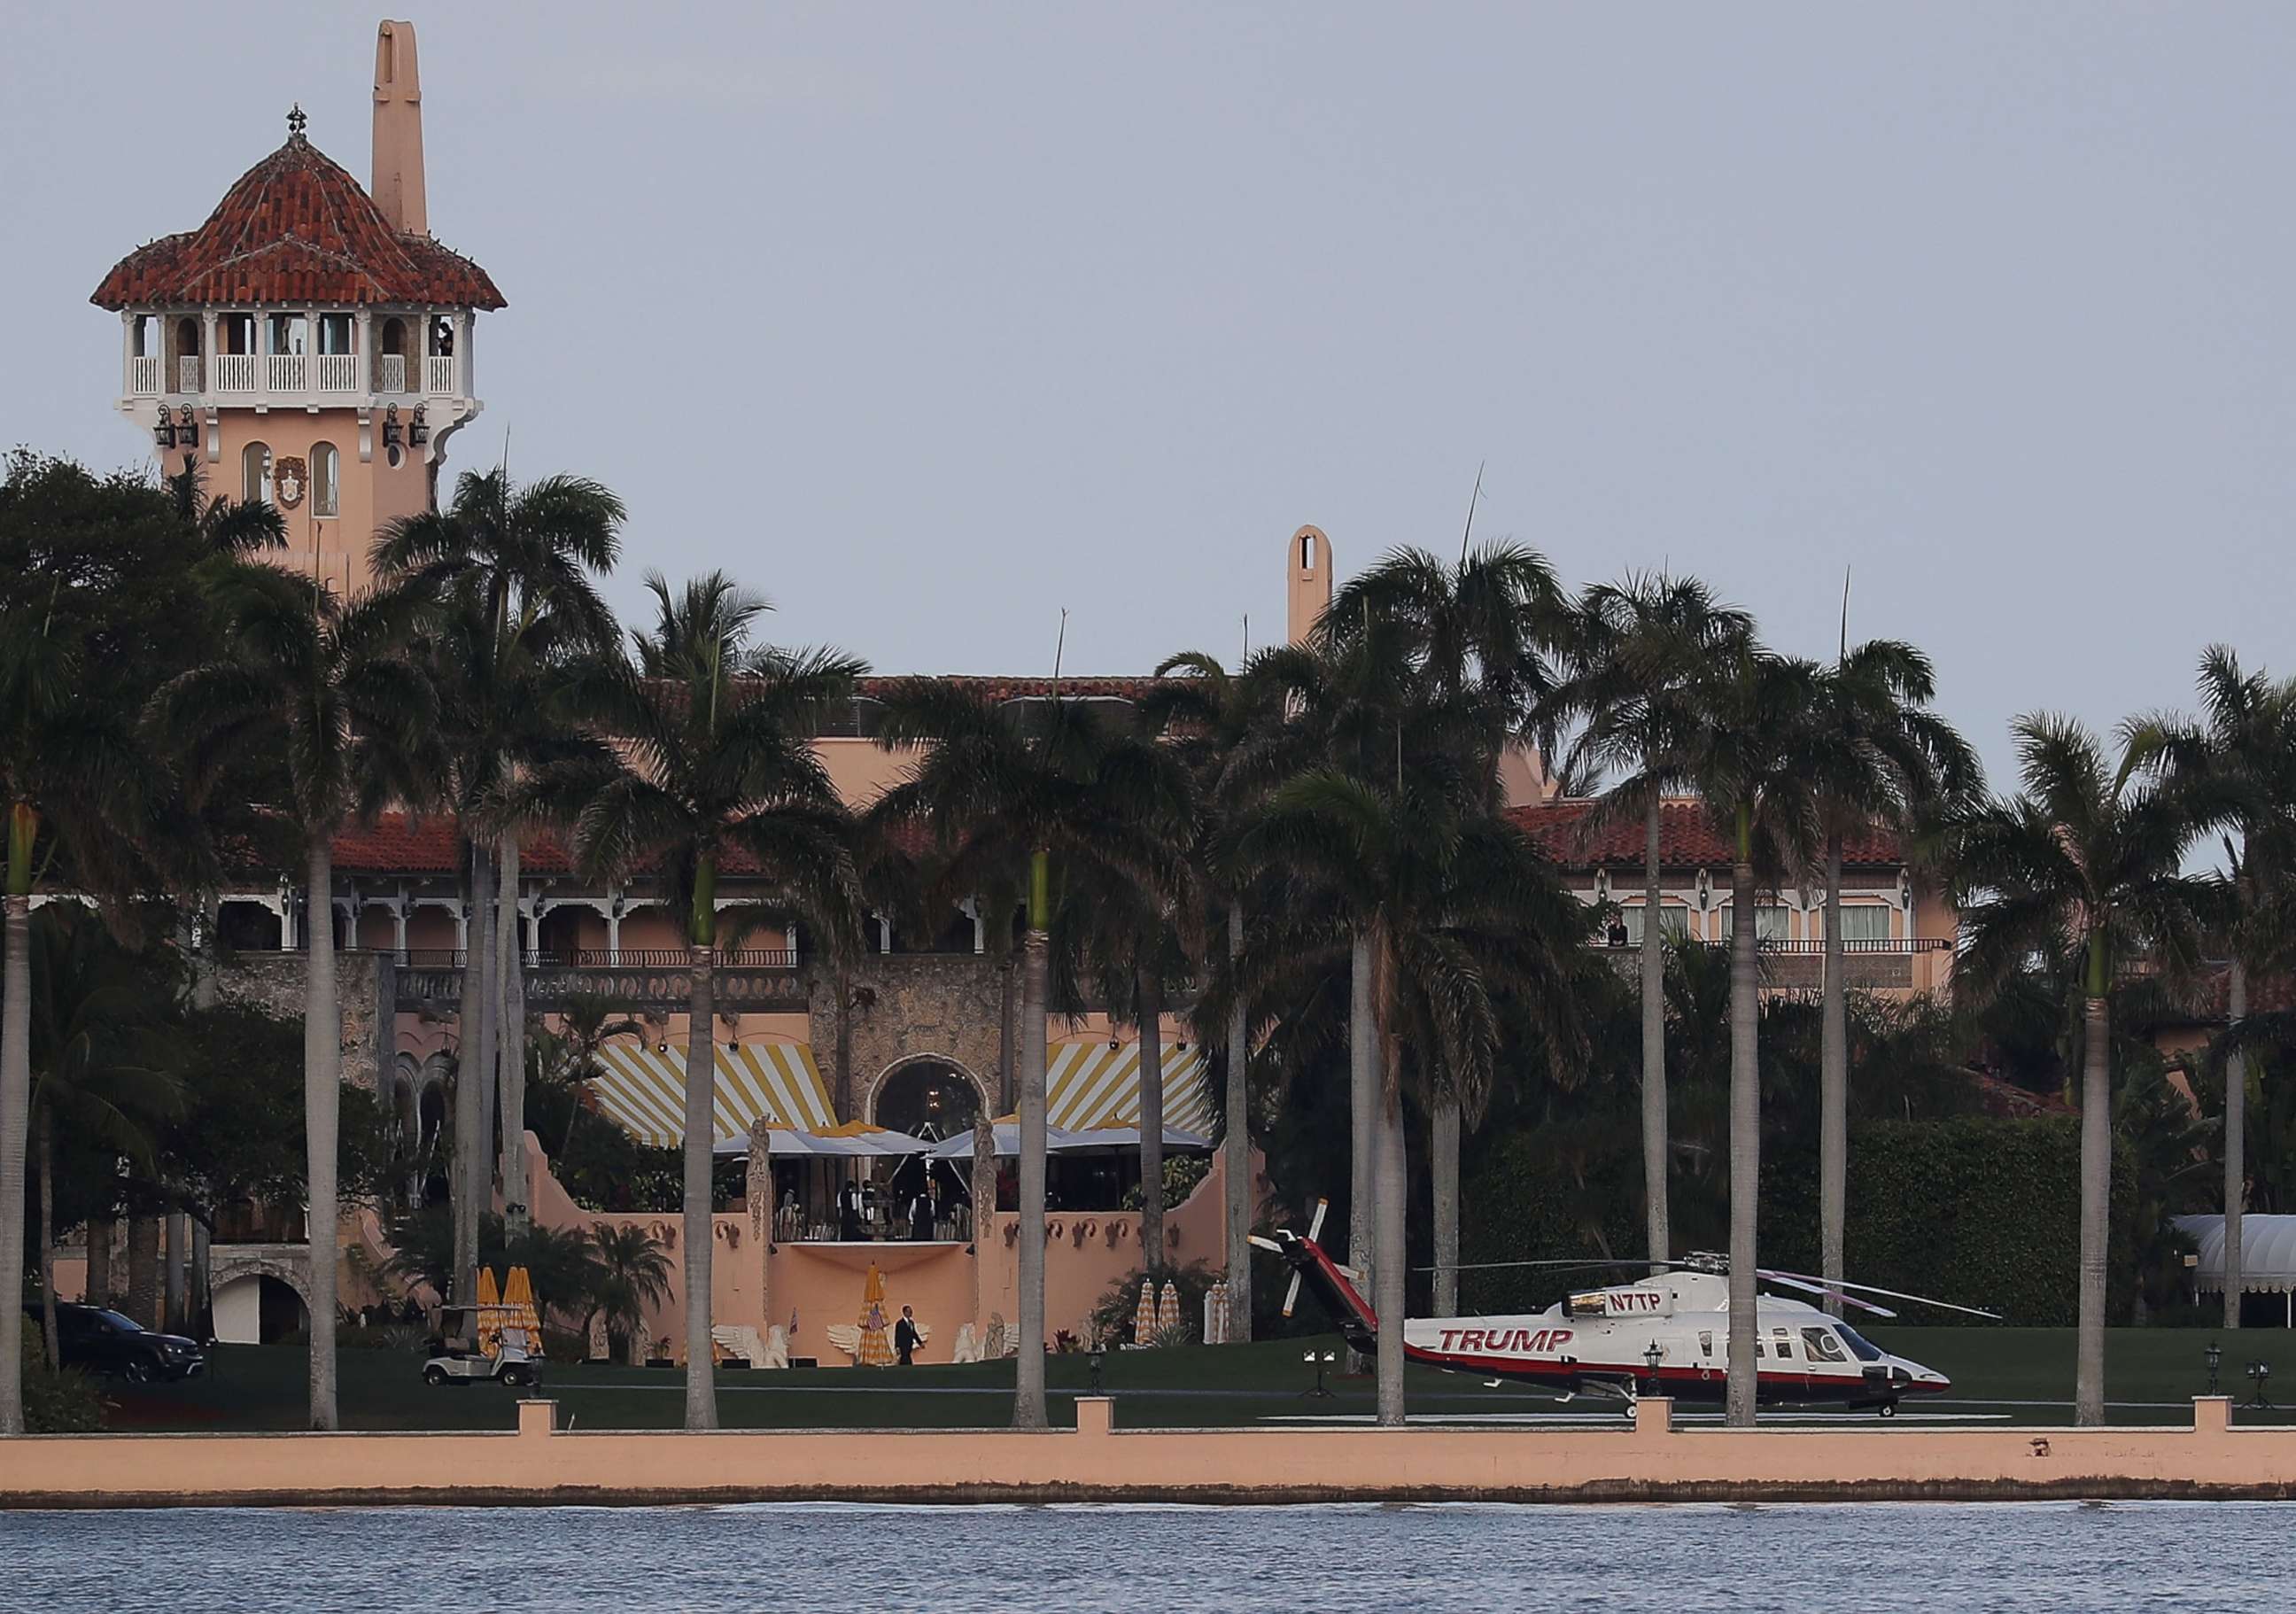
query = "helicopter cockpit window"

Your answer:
(1835, 1325), (1886, 1362)
(1771, 1328), (1794, 1360)
(1803, 1327), (1850, 1363)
